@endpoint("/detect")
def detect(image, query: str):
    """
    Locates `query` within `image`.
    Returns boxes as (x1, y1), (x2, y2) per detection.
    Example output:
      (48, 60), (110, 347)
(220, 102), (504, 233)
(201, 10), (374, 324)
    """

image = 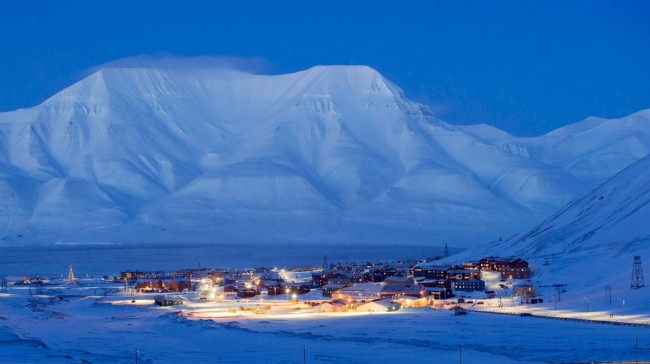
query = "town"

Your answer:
(9, 251), (647, 328)
(4, 251), (548, 318)
(3, 249), (649, 364)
